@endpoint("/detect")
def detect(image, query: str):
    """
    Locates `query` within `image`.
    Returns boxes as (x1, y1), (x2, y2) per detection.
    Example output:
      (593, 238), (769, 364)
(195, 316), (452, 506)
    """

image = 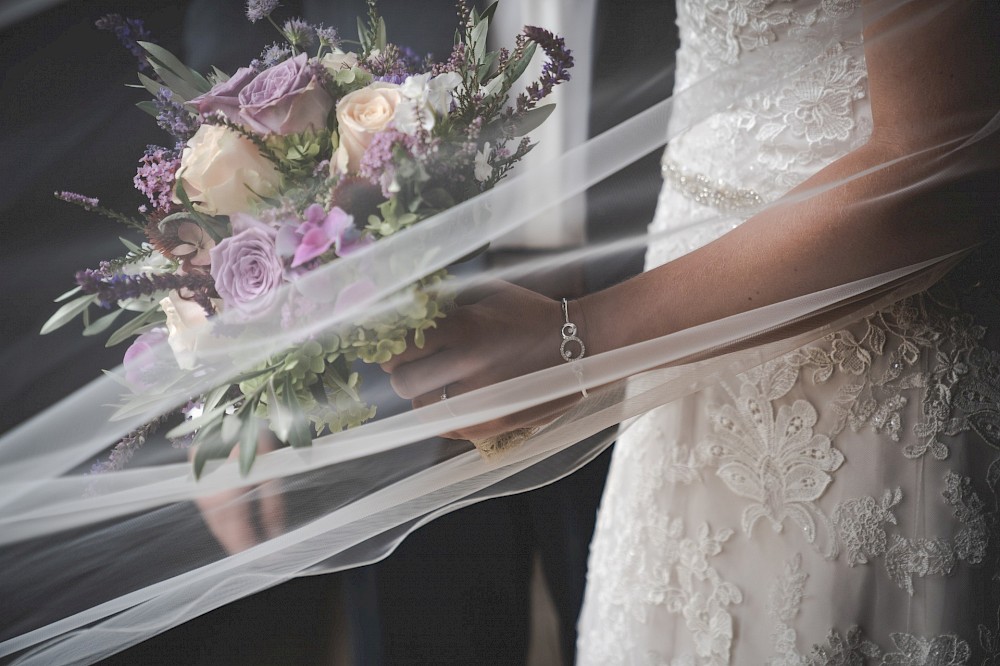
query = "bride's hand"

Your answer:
(381, 282), (583, 441)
